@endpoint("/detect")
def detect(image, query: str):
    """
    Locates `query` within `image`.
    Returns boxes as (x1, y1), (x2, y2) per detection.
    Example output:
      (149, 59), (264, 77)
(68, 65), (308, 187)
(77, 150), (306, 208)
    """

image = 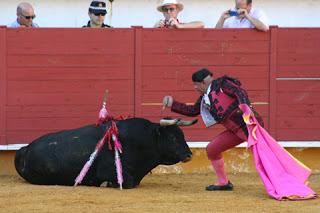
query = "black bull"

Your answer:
(15, 118), (194, 189)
